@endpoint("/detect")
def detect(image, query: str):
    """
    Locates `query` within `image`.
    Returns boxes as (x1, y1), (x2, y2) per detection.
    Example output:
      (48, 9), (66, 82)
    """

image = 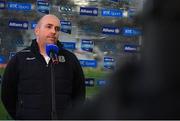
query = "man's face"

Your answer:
(35, 16), (60, 45)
